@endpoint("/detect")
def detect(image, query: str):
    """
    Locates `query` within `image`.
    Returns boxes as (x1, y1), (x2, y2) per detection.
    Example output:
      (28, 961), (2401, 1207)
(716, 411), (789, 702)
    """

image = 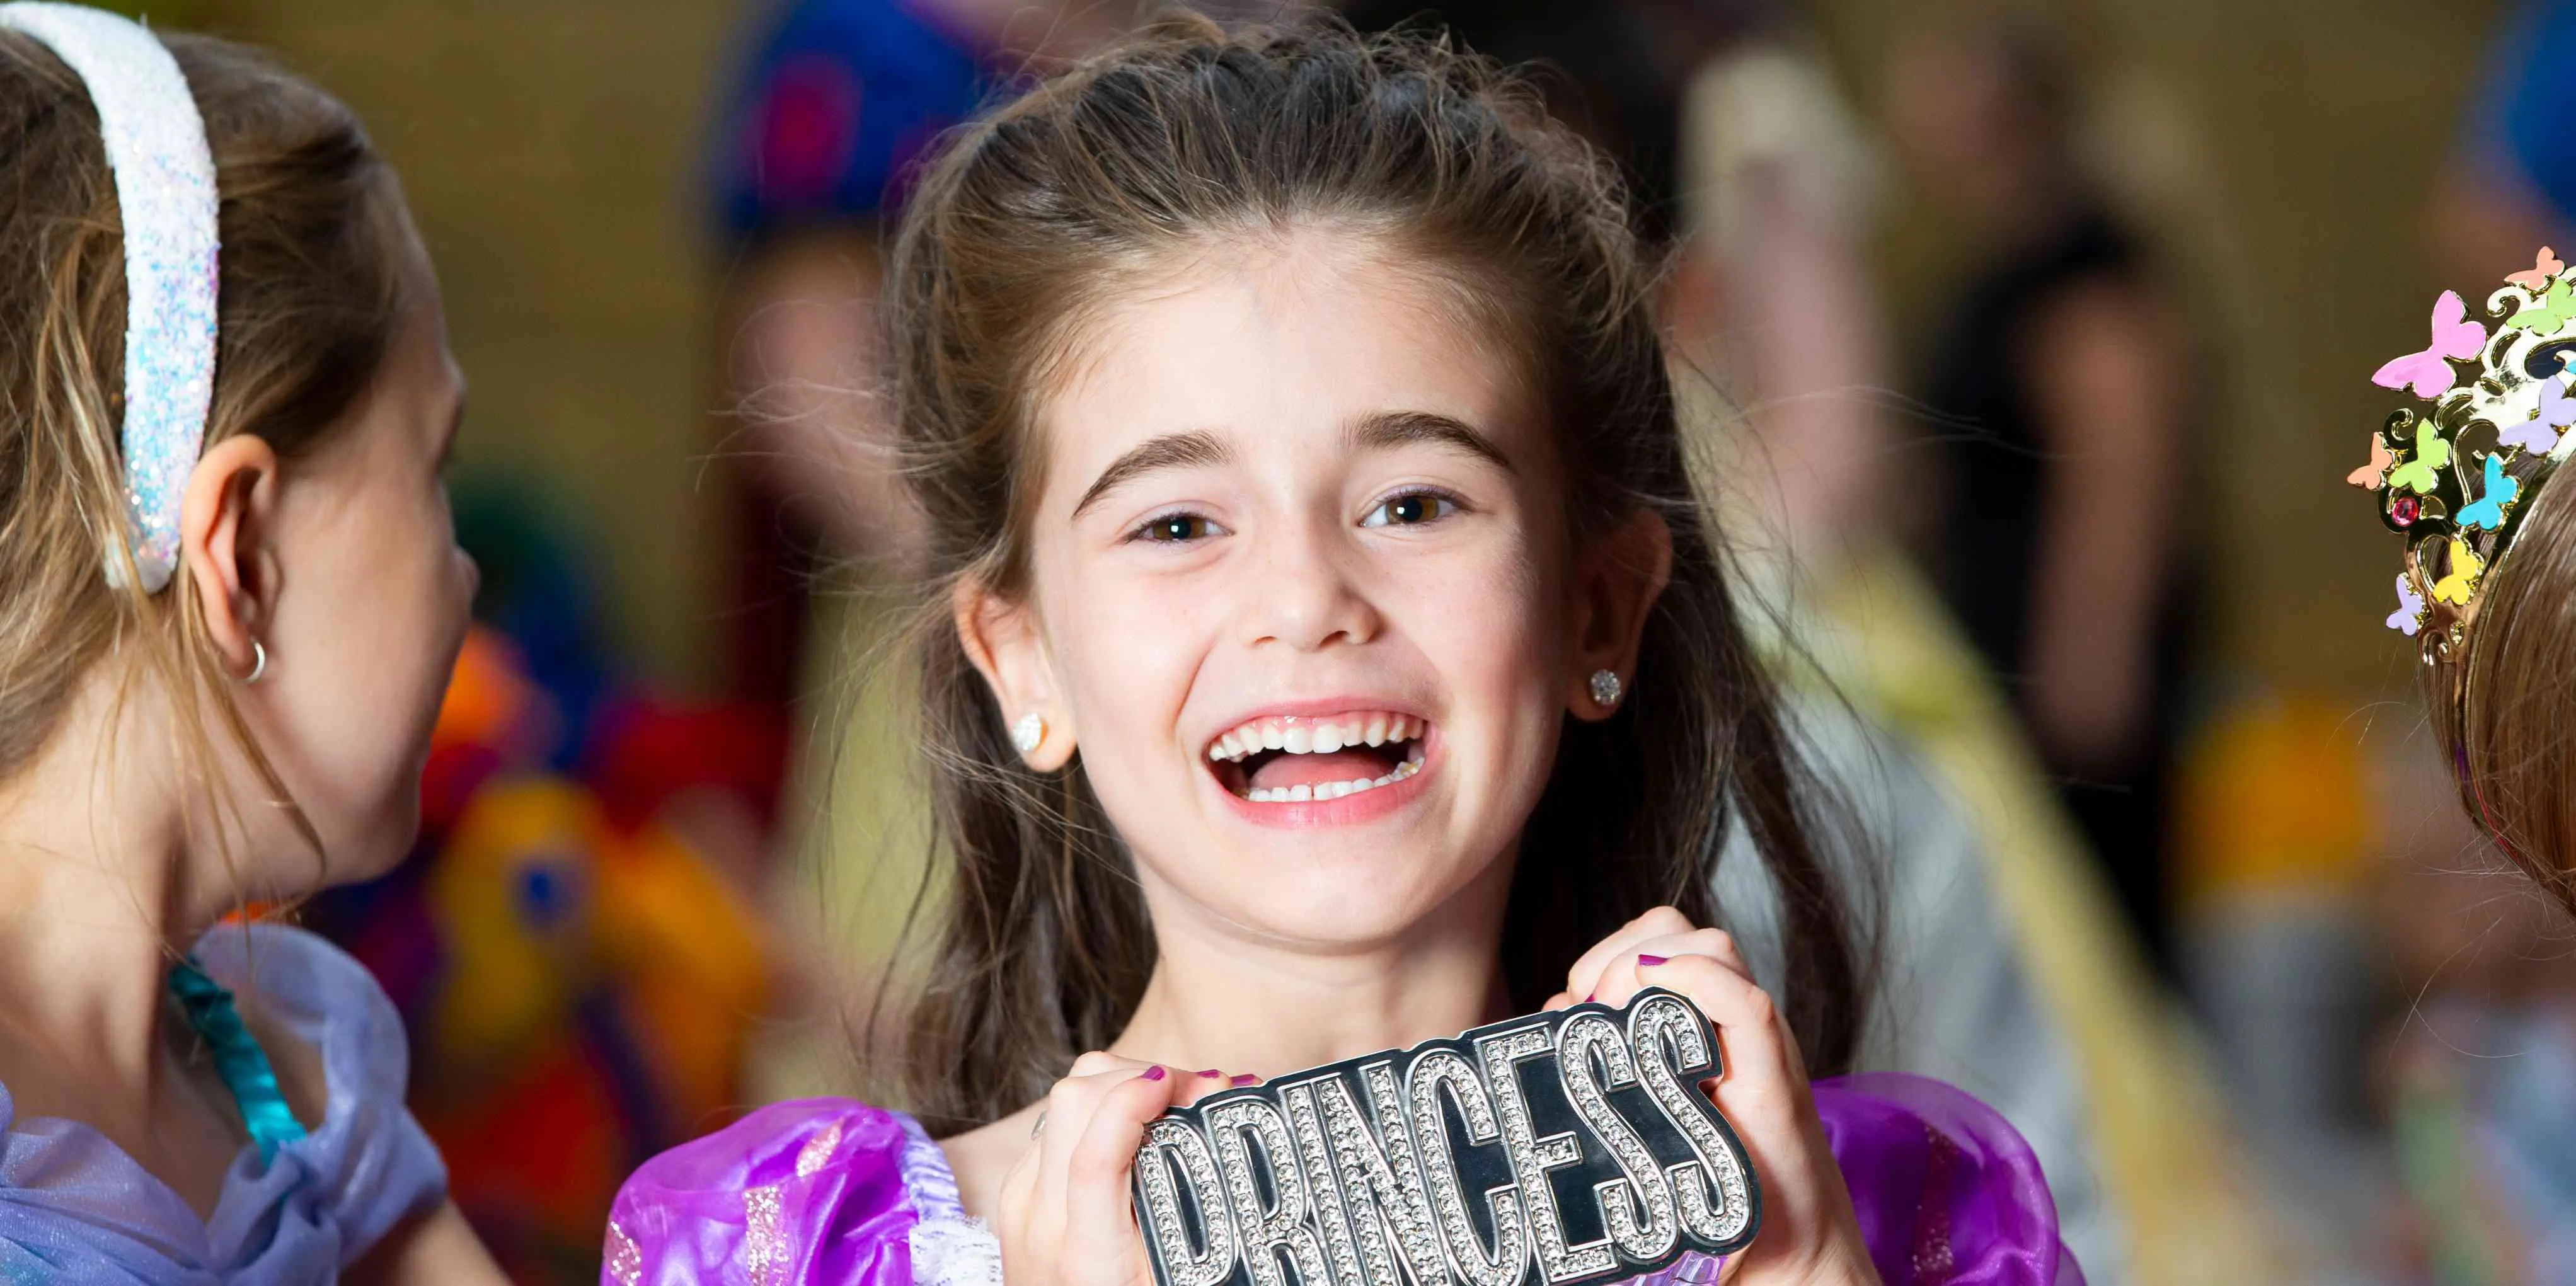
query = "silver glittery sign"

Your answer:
(1132, 989), (1761, 1286)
